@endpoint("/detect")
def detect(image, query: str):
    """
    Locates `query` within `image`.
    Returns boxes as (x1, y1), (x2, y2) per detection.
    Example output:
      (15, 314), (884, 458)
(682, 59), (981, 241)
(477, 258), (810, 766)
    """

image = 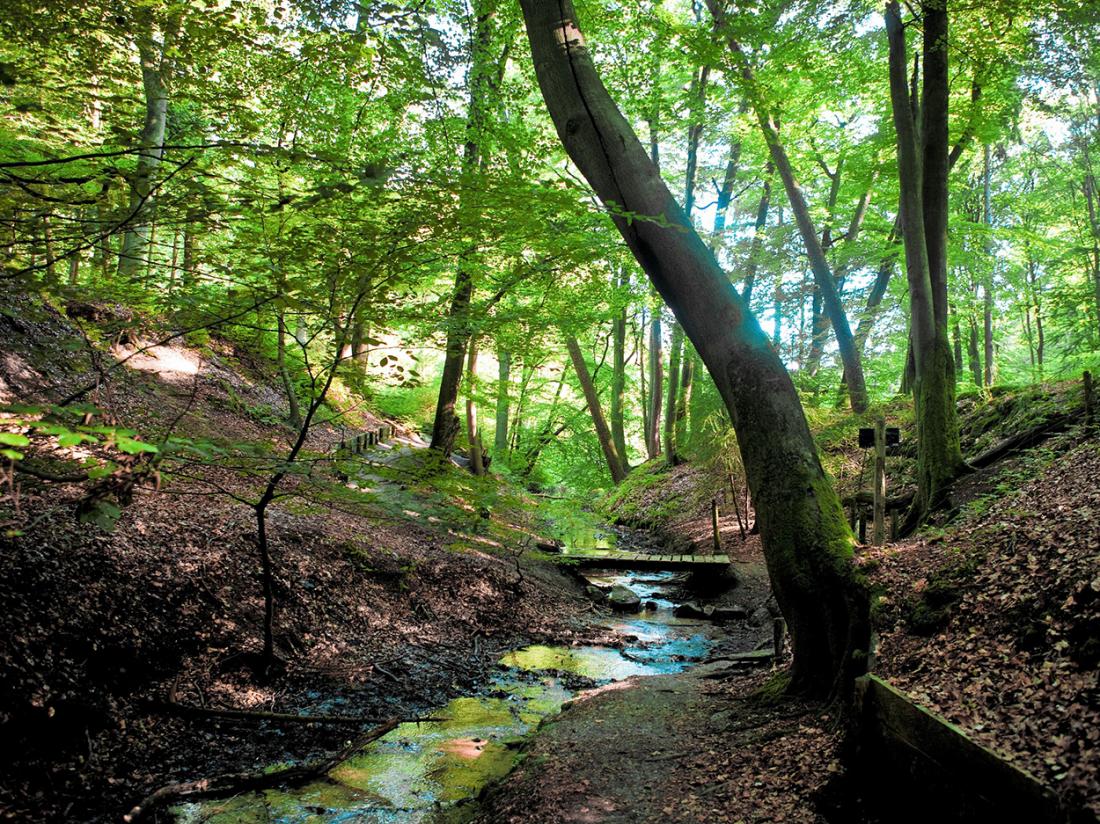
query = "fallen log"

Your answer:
(158, 698), (437, 726)
(122, 717), (400, 823)
(967, 414), (1071, 469)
